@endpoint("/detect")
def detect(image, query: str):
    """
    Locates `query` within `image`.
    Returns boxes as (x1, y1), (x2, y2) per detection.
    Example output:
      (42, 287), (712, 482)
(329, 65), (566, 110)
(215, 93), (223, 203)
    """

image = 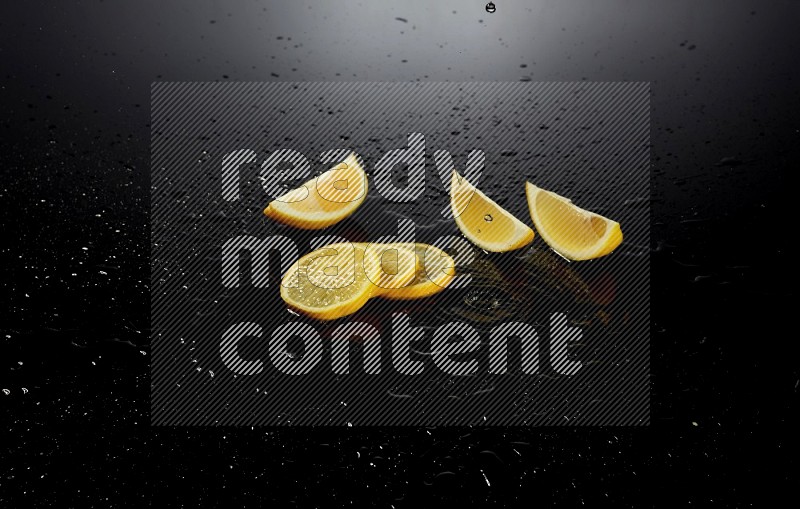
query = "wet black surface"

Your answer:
(1, 0), (797, 506)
